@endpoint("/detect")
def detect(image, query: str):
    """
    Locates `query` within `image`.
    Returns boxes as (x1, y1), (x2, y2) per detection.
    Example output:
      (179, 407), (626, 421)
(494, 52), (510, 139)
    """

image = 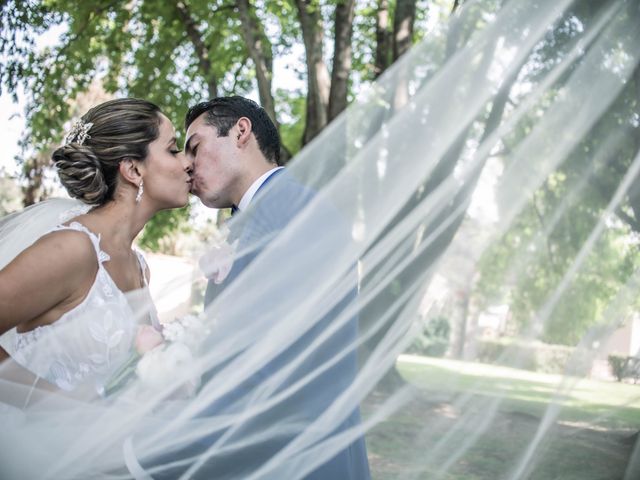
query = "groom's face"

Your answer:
(185, 113), (240, 209)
